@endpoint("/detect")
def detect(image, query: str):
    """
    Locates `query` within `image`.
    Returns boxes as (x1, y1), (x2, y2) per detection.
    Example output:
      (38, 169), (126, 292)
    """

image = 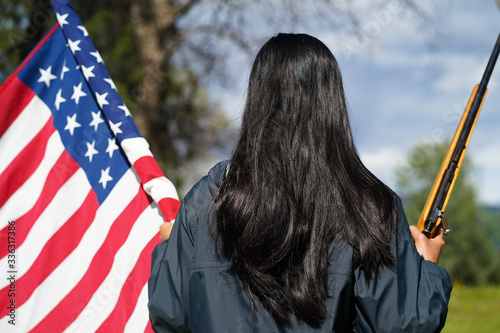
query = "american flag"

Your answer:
(0, 0), (180, 331)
